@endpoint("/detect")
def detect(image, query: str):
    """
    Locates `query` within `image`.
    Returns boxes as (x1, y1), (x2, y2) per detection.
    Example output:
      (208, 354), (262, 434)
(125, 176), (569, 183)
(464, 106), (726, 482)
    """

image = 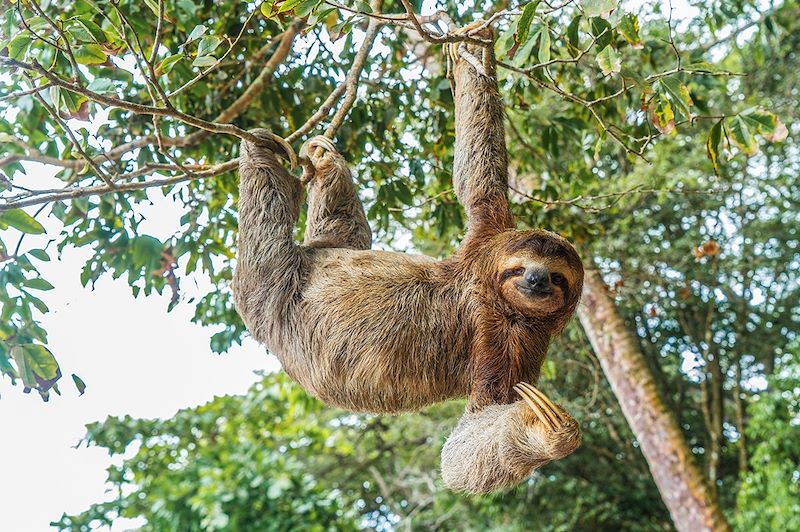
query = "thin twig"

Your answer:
(324, 0), (383, 138)
(0, 160), (239, 211)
